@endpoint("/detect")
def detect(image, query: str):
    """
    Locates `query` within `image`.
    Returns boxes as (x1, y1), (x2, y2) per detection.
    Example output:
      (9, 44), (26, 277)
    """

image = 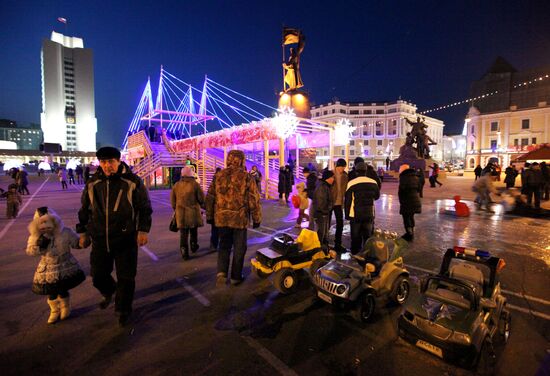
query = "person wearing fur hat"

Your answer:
(331, 159), (348, 252)
(398, 164), (422, 241)
(171, 166), (205, 260)
(313, 169), (335, 248)
(77, 146), (152, 327)
(26, 207), (85, 324)
(3, 183), (22, 218)
(205, 150), (262, 286)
